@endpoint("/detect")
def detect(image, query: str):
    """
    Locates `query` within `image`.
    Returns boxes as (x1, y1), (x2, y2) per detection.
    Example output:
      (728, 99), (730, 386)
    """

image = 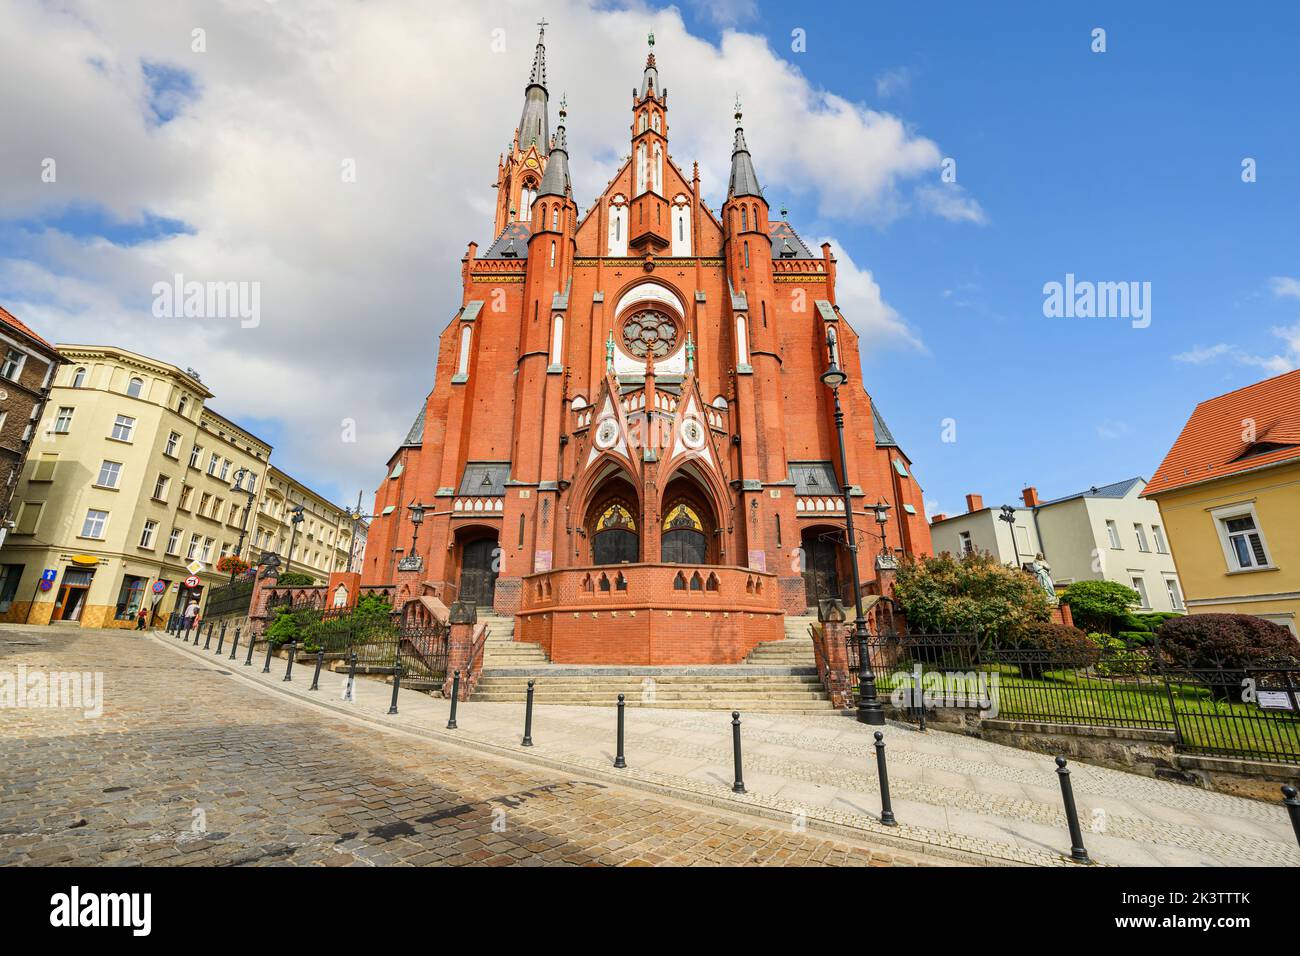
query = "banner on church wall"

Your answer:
(533, 550), (553, 573)
(747, 550), (767, 572)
